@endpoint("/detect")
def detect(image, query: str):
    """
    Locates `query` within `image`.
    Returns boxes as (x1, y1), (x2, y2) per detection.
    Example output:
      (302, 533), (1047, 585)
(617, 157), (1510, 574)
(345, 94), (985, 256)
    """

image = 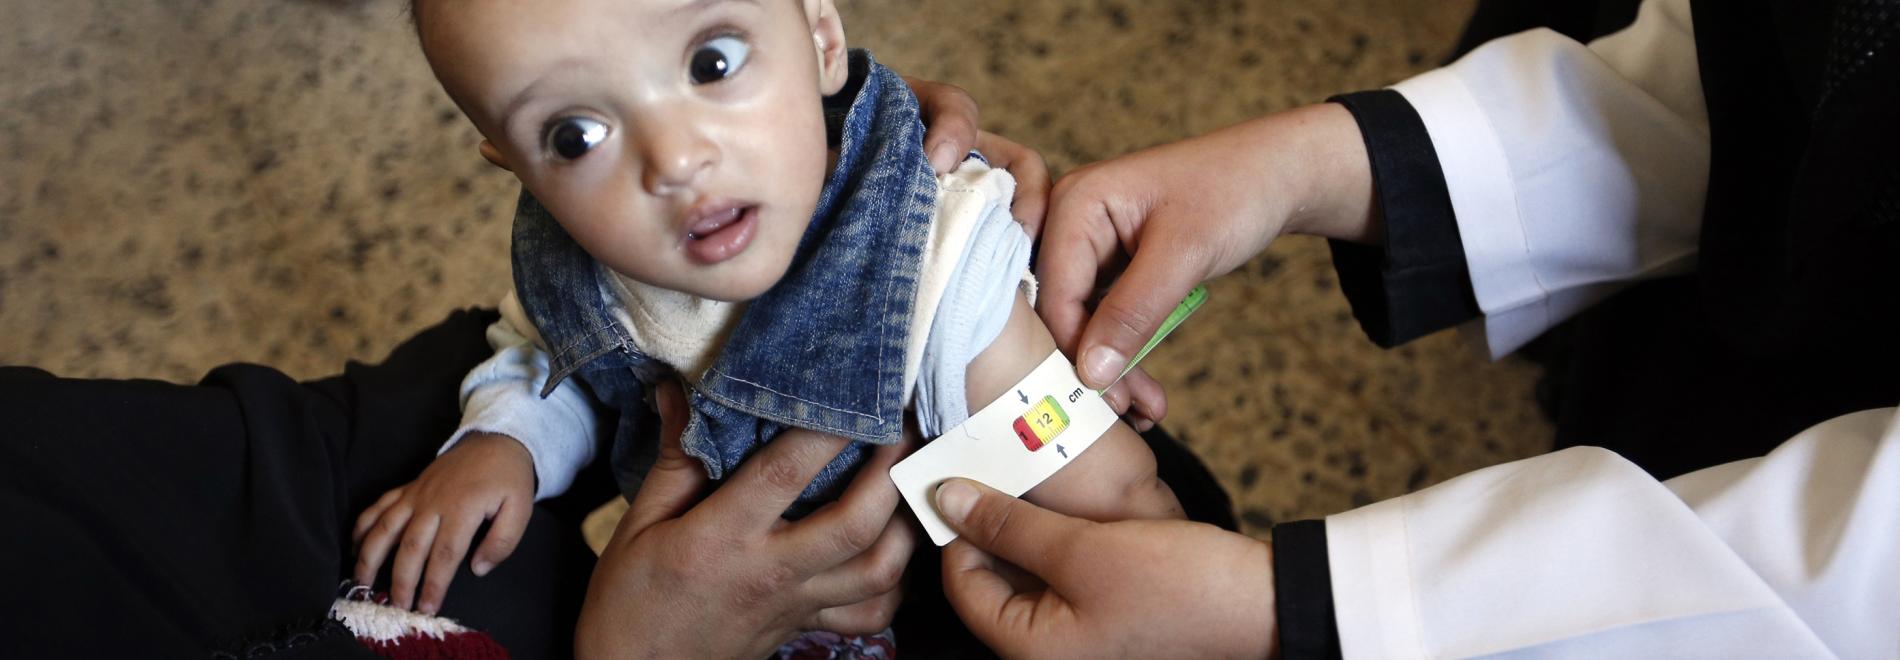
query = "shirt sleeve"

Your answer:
(1381, 0), (1709, 357)
(440, 294), (603, 501)
(1318, 407), (1900, 658)
(913, 156), (1034, 439)
(1272, 519), (1343, 660)
(1326, 89), (1481, 348)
